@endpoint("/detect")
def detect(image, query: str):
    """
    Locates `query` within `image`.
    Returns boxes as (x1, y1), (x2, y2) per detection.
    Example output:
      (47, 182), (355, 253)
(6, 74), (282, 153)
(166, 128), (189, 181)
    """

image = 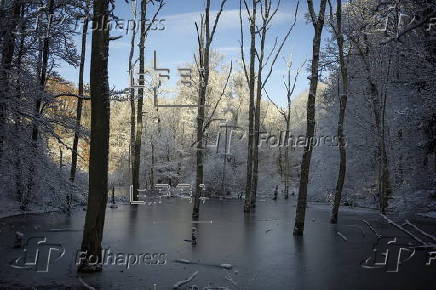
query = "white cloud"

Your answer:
(163, 8), (299, 34)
